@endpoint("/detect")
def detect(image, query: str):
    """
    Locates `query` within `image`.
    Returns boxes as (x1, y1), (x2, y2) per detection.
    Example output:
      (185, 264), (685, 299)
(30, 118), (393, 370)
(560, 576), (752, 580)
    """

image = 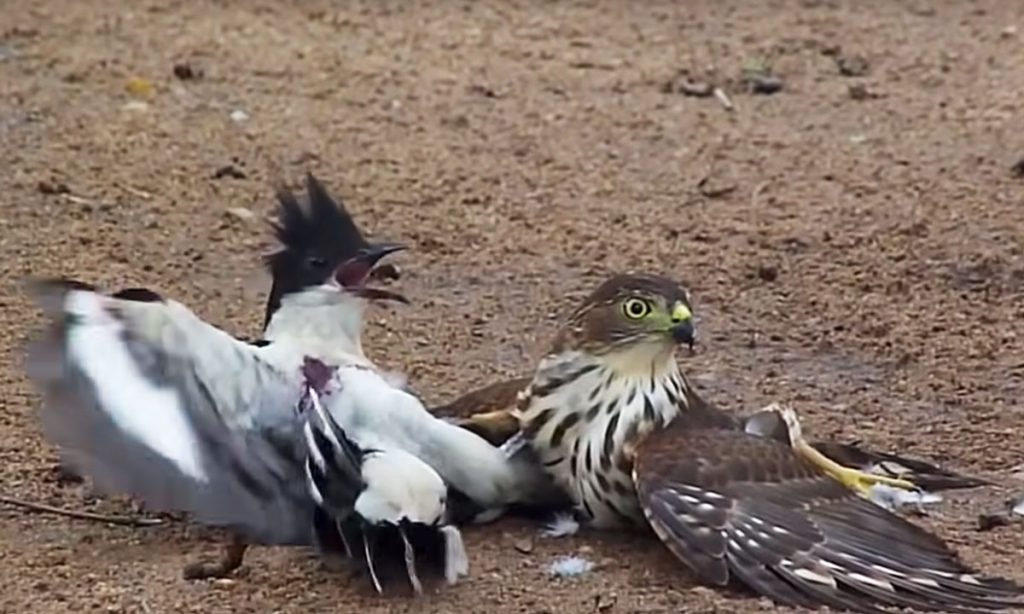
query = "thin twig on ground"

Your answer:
(0, 494), (165, 527)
